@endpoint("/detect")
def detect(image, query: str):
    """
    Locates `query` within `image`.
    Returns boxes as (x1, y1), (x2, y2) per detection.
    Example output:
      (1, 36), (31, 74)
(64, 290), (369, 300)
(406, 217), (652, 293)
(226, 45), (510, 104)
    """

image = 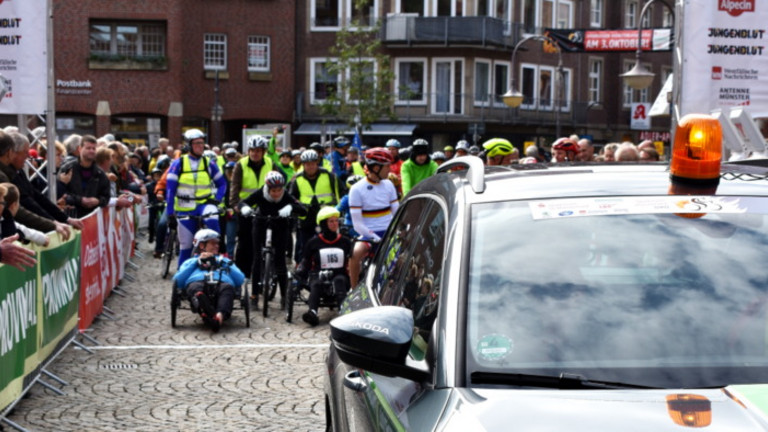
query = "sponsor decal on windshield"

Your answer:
(529, 196), (747, 220)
